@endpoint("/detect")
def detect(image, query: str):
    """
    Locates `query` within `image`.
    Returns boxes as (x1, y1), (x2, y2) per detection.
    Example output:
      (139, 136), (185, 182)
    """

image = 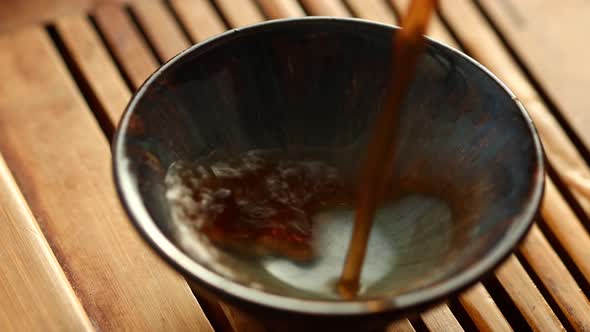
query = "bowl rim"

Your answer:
(112, 16), (545, 316)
